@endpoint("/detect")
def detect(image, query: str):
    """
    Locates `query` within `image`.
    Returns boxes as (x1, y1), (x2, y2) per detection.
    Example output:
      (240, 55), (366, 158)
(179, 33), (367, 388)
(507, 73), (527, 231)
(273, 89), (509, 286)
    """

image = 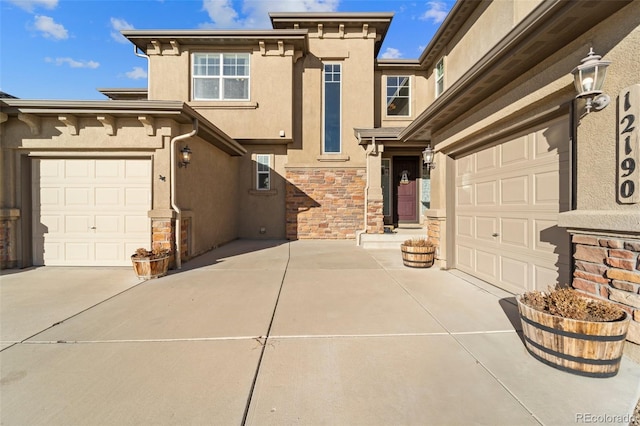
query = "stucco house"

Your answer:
(1, 1), (639, 343)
